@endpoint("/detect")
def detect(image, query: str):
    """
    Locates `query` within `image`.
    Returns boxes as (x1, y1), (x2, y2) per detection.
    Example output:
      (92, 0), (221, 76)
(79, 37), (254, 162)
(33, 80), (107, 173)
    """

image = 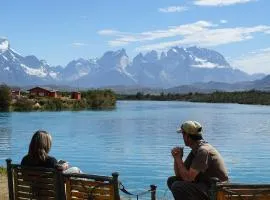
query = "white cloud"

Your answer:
(220, 20), (228, 24)
(232, 48), (270, 74)
(109, 40), (130, 46)
(71, 42), (87, 47)
(99, 21), (216, 46)
(98, 29), (120, 35)
(98, 20), (270, 53)
(193, 0), (257, 6)
(137, 25), (270, 51)
(159, 6), (188, 13)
